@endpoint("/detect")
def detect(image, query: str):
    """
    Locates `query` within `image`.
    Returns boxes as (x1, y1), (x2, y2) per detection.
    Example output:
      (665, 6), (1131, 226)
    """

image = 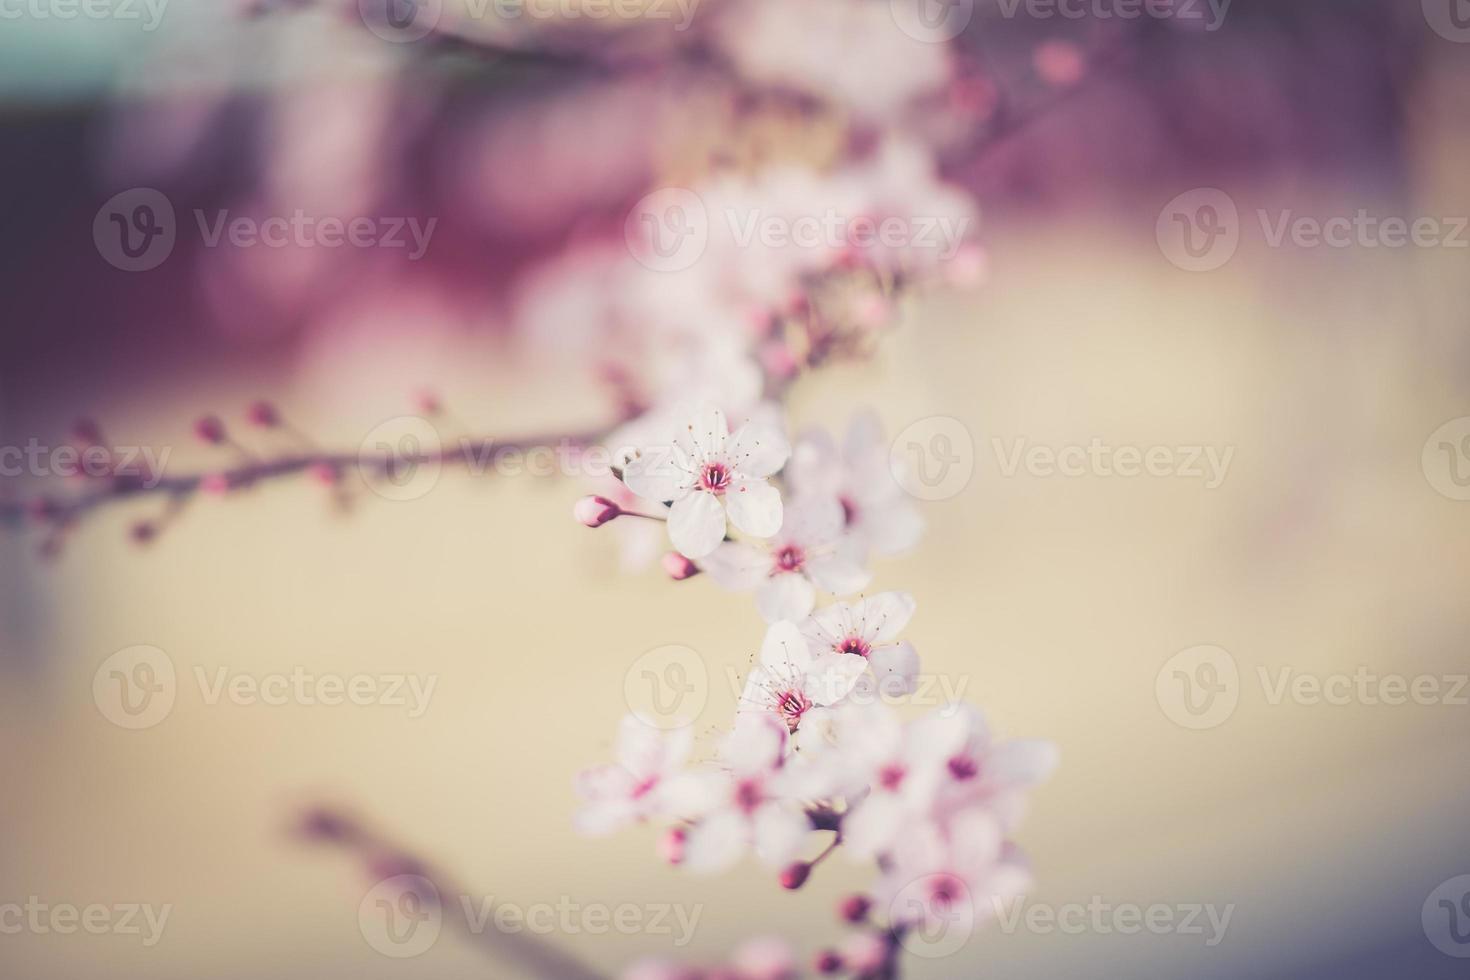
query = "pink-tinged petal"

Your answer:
(573, 763), (638, 804)
(701, 541), (769, 590)
(752, 802), (809, 868)
(841, 793), (905, 860)
(668, 491), (727, 559)
(948, 807), (1003, 874)
(721, 712), (787, 773)
(804, 599), (858, 649)
(802, 652), (869, 706)
(727, 422), (791, 478)
(622, 446), (688, 503)
(971, 860), (1035, 927)
(757, 573), (816, 624)
(867, 641), (920, 696)
(859, 591), (916, 643)
(759, 620), (813, 672)
(787, 427), (841, 498)
(781, 494), (844, 546)
(572, 796), (638, 836)
(616, 715), (692, 777)
(682, 809), (749, 874)
(988, 739), (1059, 787)
(806, 552), (872, 597)
(725, 479), (783, 538)
(675, 406), (729, 461)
